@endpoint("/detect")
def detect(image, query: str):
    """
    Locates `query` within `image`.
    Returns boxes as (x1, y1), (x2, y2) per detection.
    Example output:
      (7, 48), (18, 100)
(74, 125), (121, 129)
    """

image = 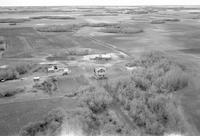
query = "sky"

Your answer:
(0, 0), (200, 6)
